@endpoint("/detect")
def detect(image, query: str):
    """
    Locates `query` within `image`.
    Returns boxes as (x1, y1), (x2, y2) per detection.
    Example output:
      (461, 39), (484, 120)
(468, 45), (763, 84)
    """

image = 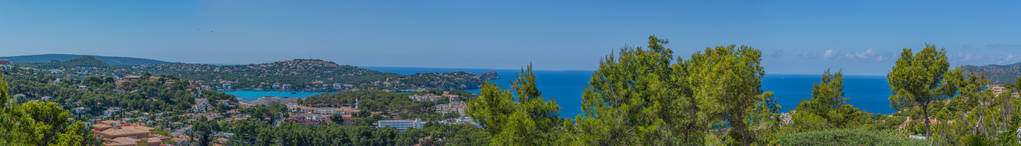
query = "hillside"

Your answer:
(130, 59), (395, 90)
(959, 63), (1021, 83)
(33, 56), (110, 68)
(129, 59), (496, 90)
(4, 54), (496, 91)
(0, 54), (171, 65)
